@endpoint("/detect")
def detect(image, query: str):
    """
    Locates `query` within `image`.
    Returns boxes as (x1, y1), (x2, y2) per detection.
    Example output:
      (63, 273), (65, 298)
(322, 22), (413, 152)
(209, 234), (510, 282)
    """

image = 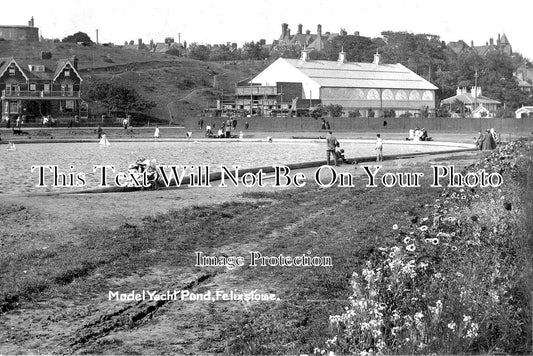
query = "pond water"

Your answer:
(1, 140), (464, 194)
